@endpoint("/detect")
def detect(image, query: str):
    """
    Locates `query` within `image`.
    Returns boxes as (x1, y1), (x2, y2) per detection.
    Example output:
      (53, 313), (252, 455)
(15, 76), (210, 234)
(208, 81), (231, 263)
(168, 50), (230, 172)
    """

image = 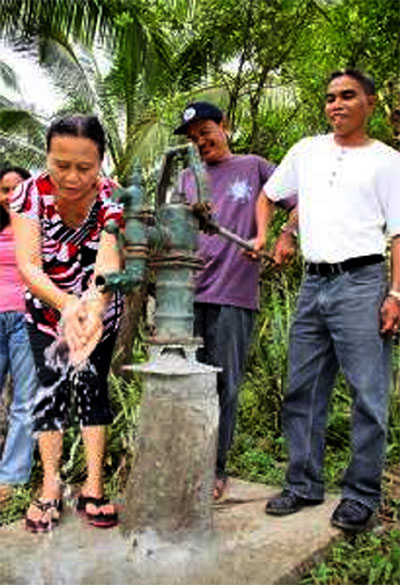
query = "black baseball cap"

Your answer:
(174, 101), (224, 135)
